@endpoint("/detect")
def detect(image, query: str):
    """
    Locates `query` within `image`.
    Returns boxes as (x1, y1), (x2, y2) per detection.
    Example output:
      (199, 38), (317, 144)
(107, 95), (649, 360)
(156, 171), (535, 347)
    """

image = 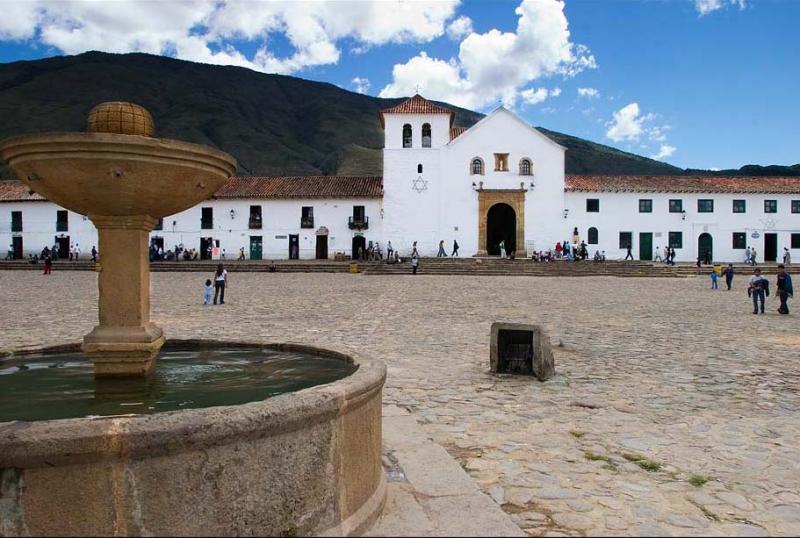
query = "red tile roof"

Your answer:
(0, 181), (46, 202)
(379, 94), (453, 127)
(214, 176), (383, 199)
(450, 127), (468, 141)
(565, 175), (800, 194)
